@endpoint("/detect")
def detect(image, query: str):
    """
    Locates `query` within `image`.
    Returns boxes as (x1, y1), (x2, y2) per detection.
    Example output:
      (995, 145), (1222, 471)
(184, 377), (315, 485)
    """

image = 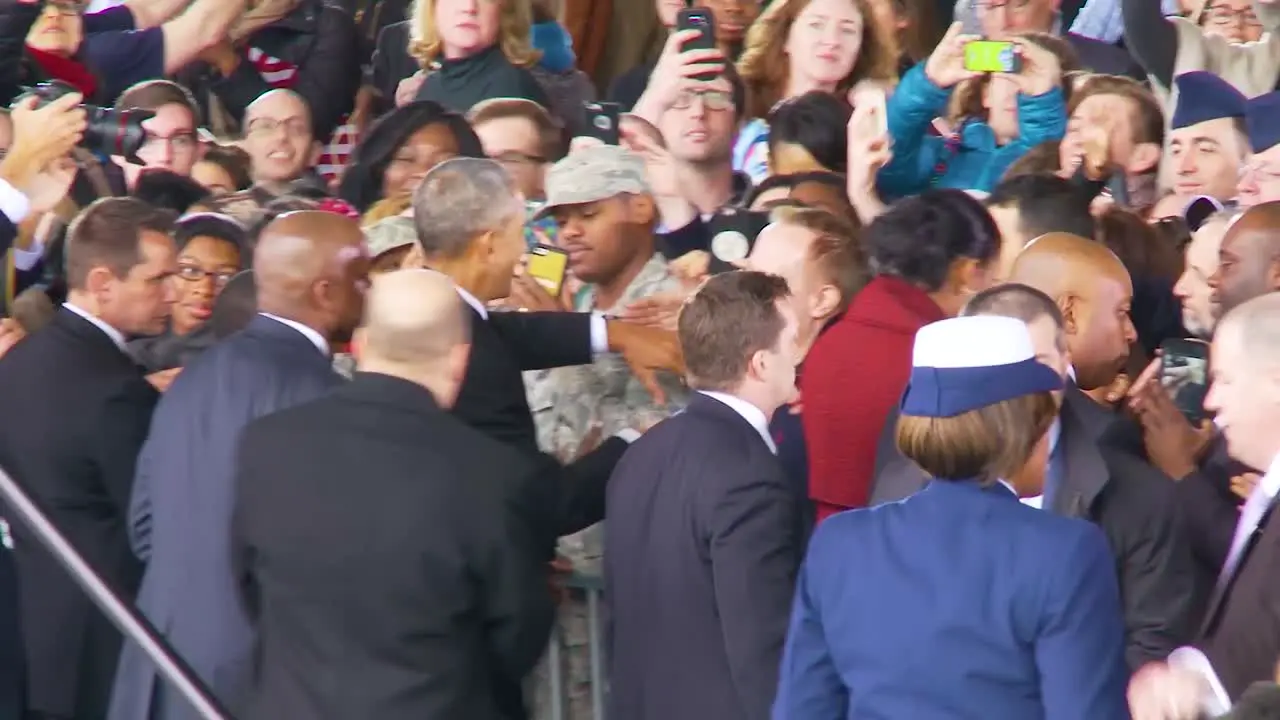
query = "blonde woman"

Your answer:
(734, 0), (900, 184)
(407, 0), (548, 113)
